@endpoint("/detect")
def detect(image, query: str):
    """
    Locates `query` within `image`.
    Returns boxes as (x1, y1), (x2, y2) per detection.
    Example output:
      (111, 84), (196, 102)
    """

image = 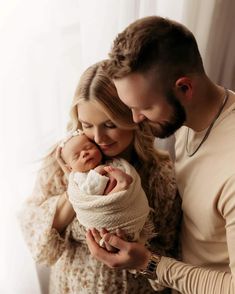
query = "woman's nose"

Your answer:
(93, 128), (105, 144)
